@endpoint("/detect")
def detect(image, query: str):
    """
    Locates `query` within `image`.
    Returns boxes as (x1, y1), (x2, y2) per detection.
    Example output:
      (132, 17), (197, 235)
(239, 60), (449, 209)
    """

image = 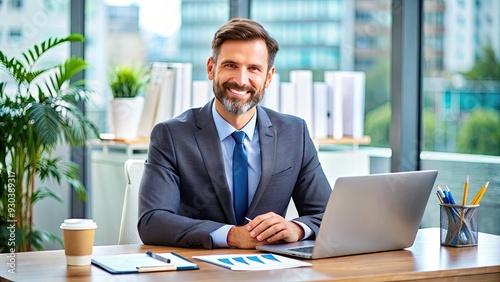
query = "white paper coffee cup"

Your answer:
(60, 219), (97, 266)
